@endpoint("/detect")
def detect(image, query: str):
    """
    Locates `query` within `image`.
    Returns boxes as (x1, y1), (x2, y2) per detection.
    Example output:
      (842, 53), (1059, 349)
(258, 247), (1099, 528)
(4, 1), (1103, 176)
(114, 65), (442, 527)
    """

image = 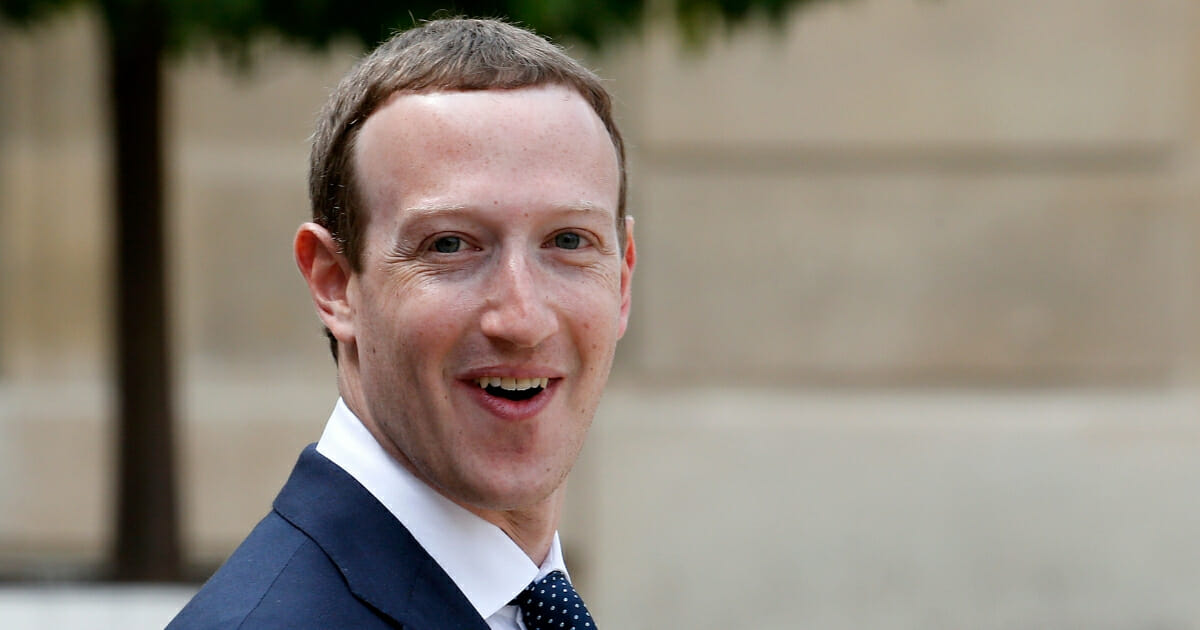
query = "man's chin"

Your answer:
(449, 476), (566, 516)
